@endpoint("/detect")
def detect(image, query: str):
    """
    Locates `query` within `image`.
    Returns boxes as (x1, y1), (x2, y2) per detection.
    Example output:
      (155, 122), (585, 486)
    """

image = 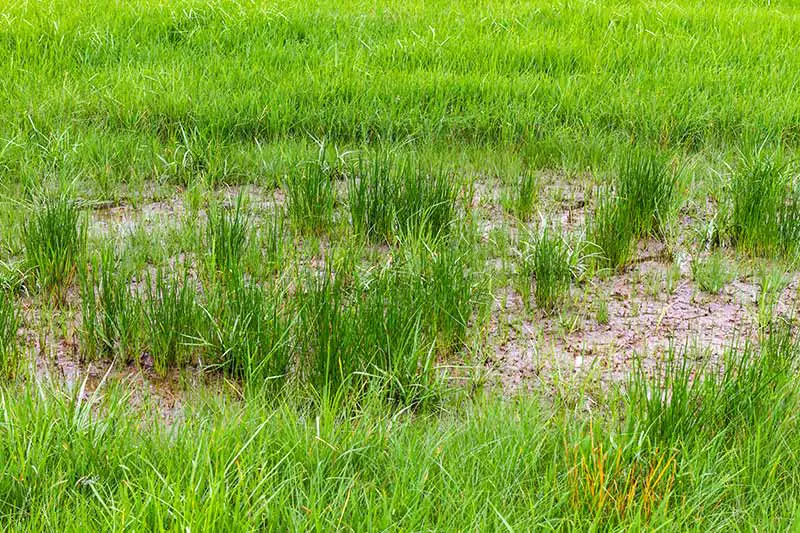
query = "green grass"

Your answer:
(79, 247), (141, 362)
(519, 224), (575, 312)
(4, 0), (800, 528)
(617, 149), (679, 238)
(347, 154), (457, 243)
(691, 251), (733, 294)
(503, 171), (539, 222)
(3, 0), (800, 192)
(0, 292), (20, 377)
(204, 278), (292, 388)
(2, 331), (800, 529)
(285, 158), (336, 235)
(729, 149), (800, 257)
(588, 185), (637, 271)
(142, 267), (204, 374)
(23, 196), (86, 301)
(205, 193), (250, 277)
